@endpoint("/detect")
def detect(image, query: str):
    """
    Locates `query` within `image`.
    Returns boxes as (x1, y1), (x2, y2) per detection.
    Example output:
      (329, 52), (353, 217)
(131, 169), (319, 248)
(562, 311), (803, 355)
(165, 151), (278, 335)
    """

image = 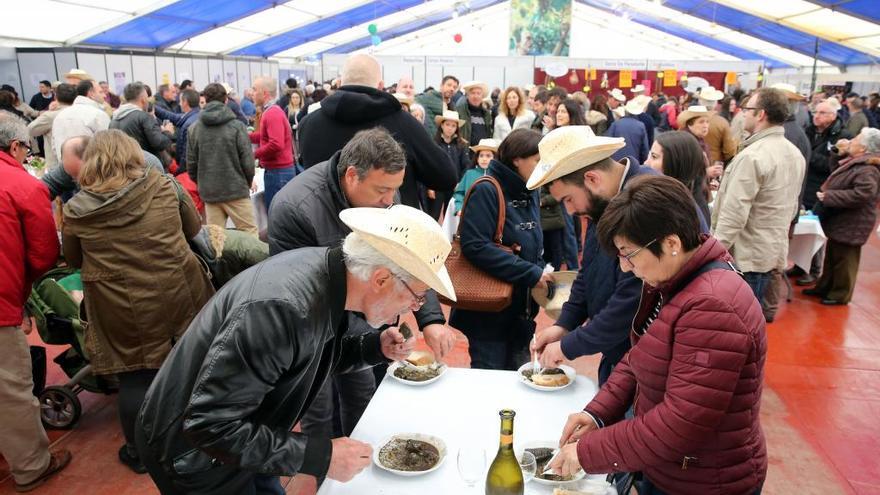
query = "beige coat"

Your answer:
(62, 168), (214, 374)
(711, 126), (805, 273)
